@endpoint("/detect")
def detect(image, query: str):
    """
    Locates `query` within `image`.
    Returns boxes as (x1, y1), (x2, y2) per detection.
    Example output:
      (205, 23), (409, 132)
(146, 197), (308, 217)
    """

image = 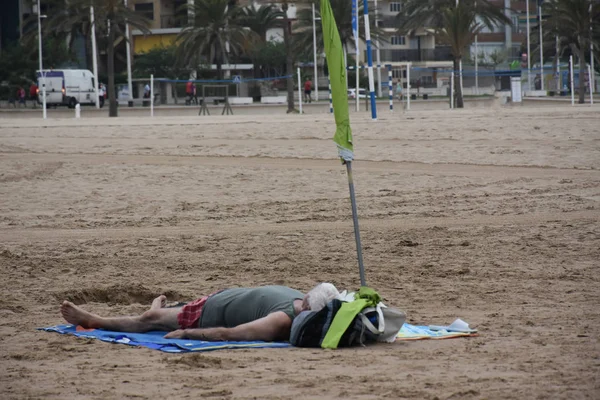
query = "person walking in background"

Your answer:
(395, 81), (403, 101)
(98, 84), (105, 108)
(29, 83), (38, 108)
(17, 87), (26, 107)
(143, 83), (151, 107)
(185, 80), (193, 105)
(303, 77), (312, 103)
